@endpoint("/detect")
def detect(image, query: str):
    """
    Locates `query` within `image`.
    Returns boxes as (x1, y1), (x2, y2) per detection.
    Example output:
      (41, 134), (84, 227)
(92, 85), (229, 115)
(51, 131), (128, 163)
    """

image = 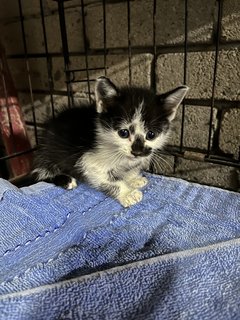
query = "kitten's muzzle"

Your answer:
(131, 148), (152, 157)
(131, 136), (152, 157)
